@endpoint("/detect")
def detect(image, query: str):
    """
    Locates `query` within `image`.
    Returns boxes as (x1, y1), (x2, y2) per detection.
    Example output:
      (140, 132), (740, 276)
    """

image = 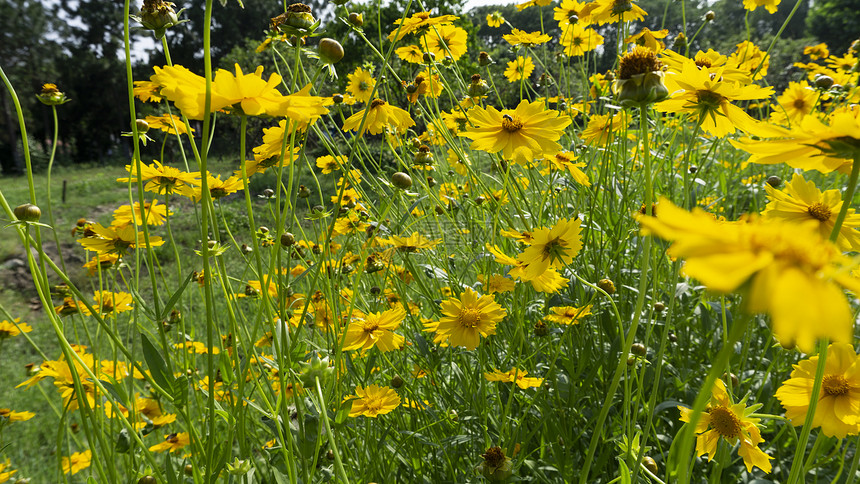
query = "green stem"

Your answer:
(830, 154), (860, 243)
(786, 340), (829, 484)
